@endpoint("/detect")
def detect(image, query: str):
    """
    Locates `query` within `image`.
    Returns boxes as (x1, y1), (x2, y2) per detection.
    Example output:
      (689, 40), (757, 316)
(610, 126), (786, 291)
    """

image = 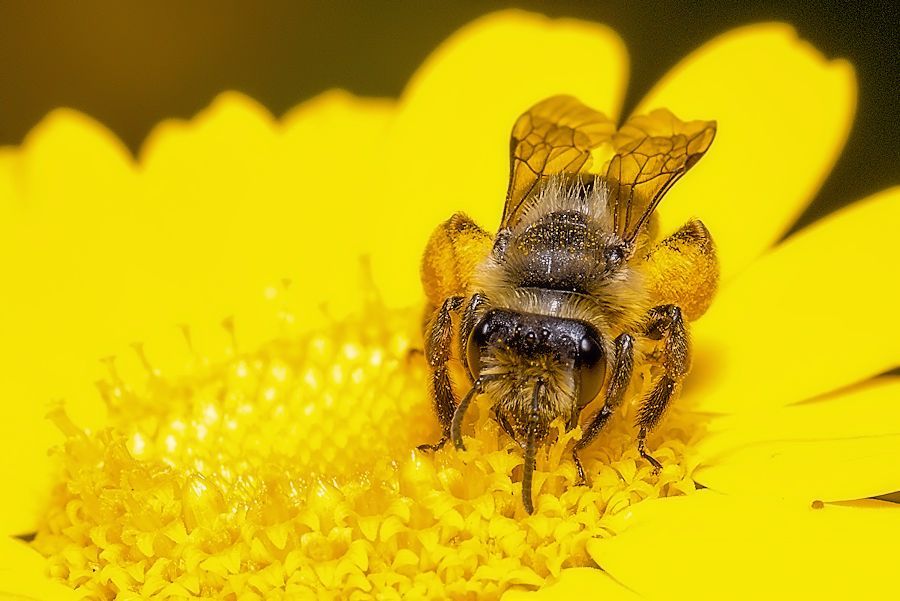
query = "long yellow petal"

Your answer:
(685, 187), (900, 413)
(693, 377), (900, 501)
(140, 90), (395, 344)
(372, 10), (629, 306)
(587, 491), (899, 599)
(0, 92), (395, 535)
(0, 537), (77, 601)
(638, 24), (856, 280)
(0, 110), (130, 536)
